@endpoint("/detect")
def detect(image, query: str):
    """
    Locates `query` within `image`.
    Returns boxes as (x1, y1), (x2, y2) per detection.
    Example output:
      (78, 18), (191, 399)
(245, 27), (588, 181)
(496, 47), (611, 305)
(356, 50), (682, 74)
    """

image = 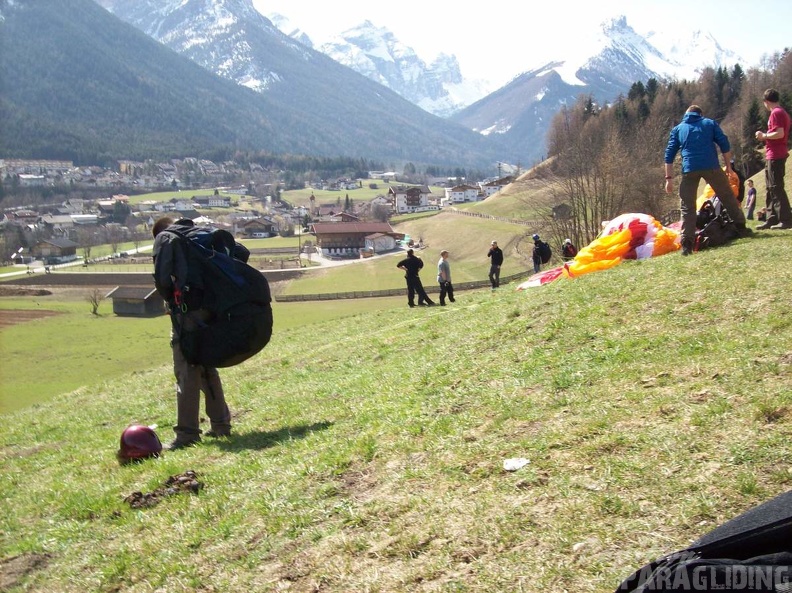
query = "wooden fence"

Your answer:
(274, 271), (534, 302)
